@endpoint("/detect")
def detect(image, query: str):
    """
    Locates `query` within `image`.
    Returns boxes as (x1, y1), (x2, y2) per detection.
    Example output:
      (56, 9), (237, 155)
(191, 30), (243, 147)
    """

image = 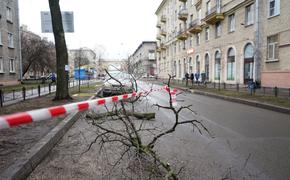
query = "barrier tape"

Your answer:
(0, 85), (177, 130)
